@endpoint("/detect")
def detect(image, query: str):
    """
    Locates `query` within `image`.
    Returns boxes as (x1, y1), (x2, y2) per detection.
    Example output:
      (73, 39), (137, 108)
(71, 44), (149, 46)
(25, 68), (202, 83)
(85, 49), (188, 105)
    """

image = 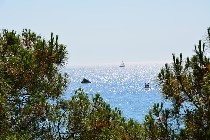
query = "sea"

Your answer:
(63, 63), (169, 123)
